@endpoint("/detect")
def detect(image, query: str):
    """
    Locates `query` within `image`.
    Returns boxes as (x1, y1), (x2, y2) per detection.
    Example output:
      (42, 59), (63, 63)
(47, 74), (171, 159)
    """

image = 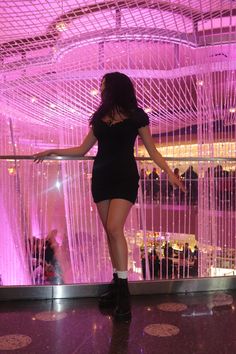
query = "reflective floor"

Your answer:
(0, 290), (236, 353)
